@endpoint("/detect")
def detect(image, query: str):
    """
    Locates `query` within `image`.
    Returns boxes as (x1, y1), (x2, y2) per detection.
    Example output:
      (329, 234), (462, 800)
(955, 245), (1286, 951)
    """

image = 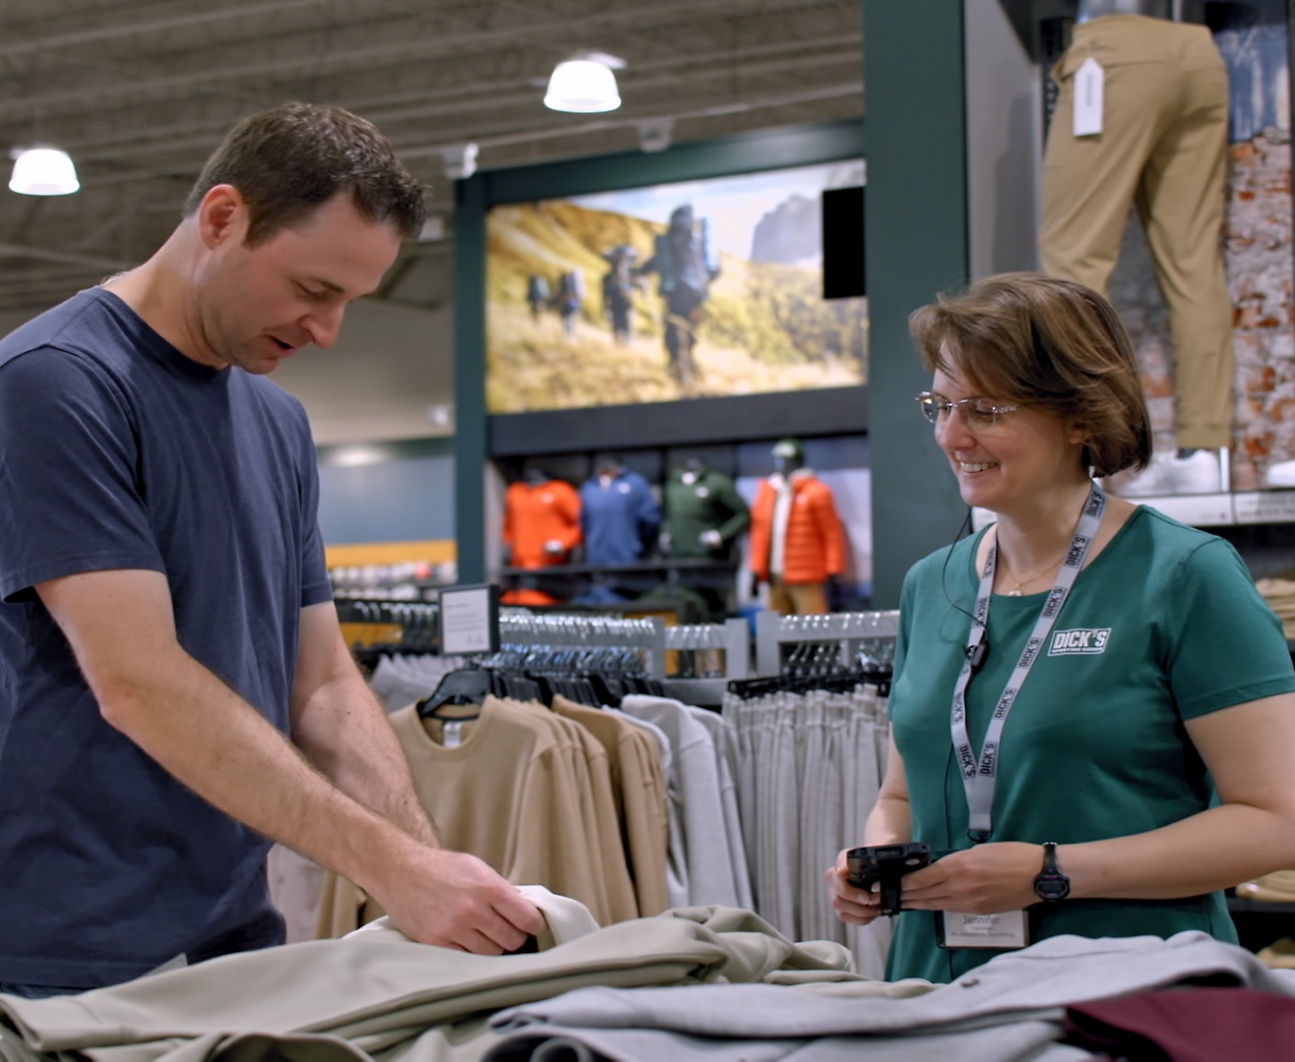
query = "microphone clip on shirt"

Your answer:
(964, 640), (990, 675)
